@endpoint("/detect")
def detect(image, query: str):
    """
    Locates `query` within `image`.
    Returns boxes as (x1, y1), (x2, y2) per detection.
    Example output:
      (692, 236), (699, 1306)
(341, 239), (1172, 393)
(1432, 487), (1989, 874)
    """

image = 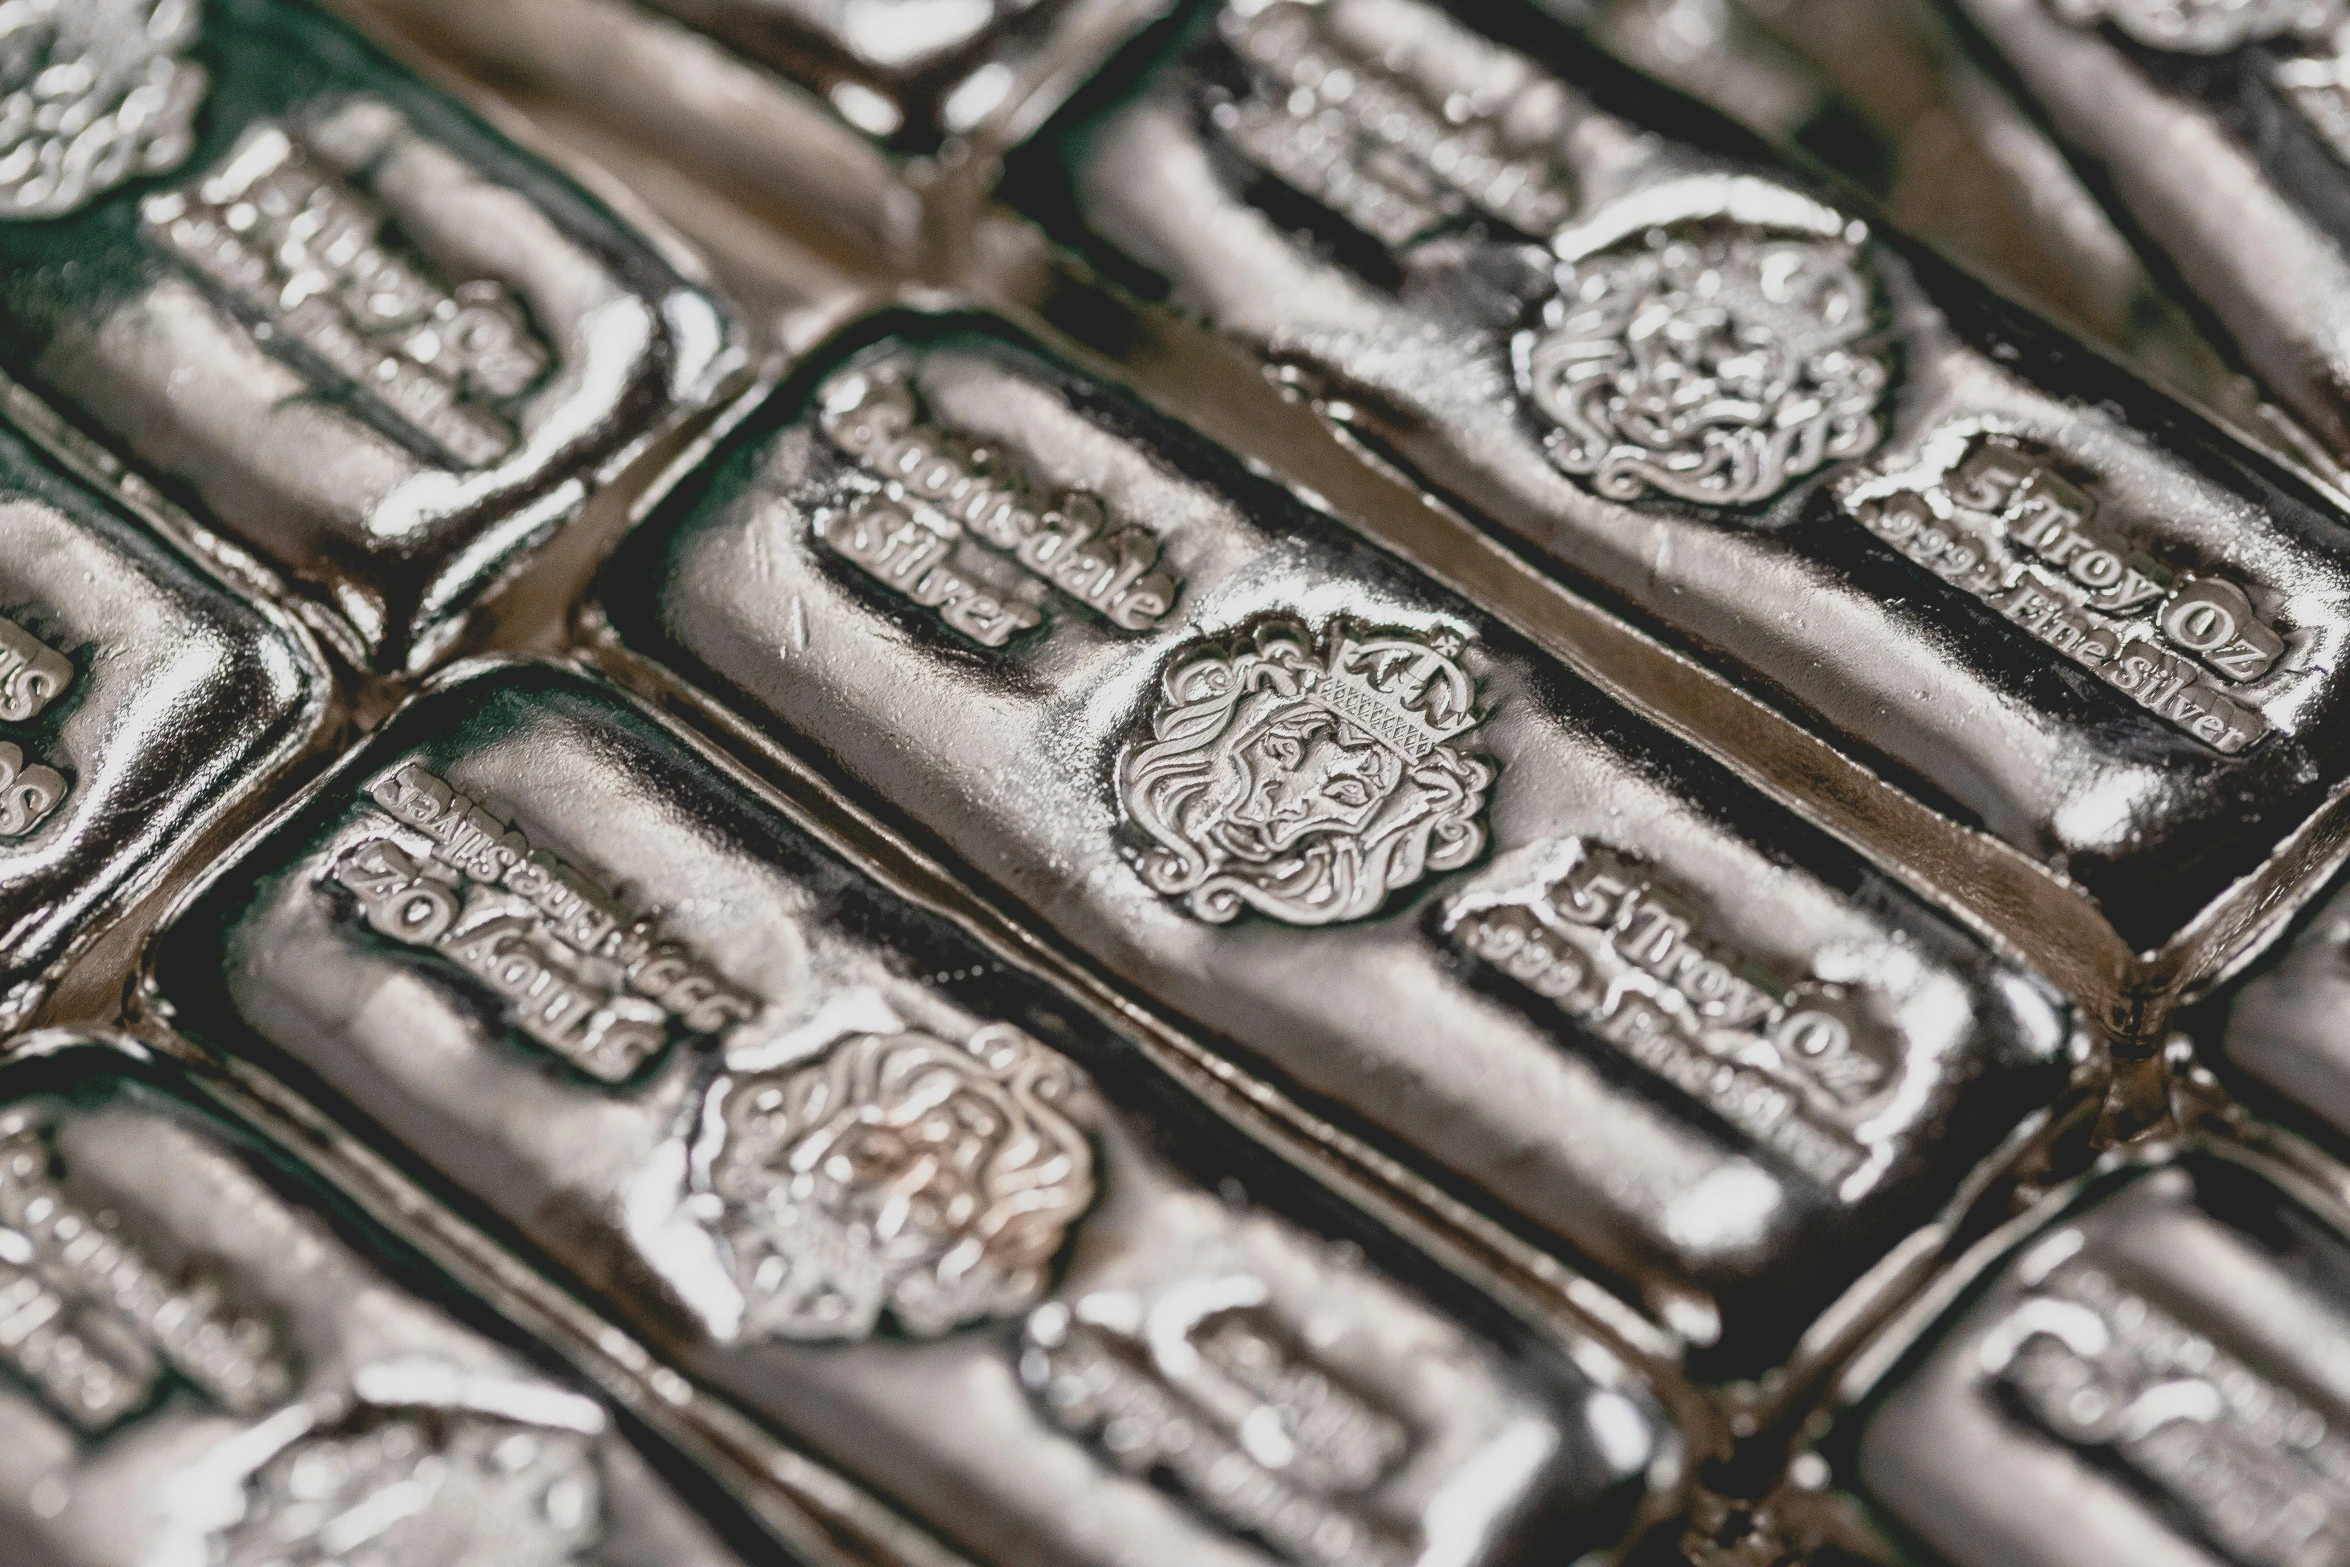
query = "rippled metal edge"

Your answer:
(342, 0), (1186, 273)
(128, 648), (1691, 1557)
(572, 302), (2109, 1438)
(0, 1026), (821, 1563)
(110, 719), (961, 1567)
(951, 236), (2350, 1052)
(1791, 1113), (2350, 1561)
(386, 49), (767, 680)
(0, 373), (346, 1037)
